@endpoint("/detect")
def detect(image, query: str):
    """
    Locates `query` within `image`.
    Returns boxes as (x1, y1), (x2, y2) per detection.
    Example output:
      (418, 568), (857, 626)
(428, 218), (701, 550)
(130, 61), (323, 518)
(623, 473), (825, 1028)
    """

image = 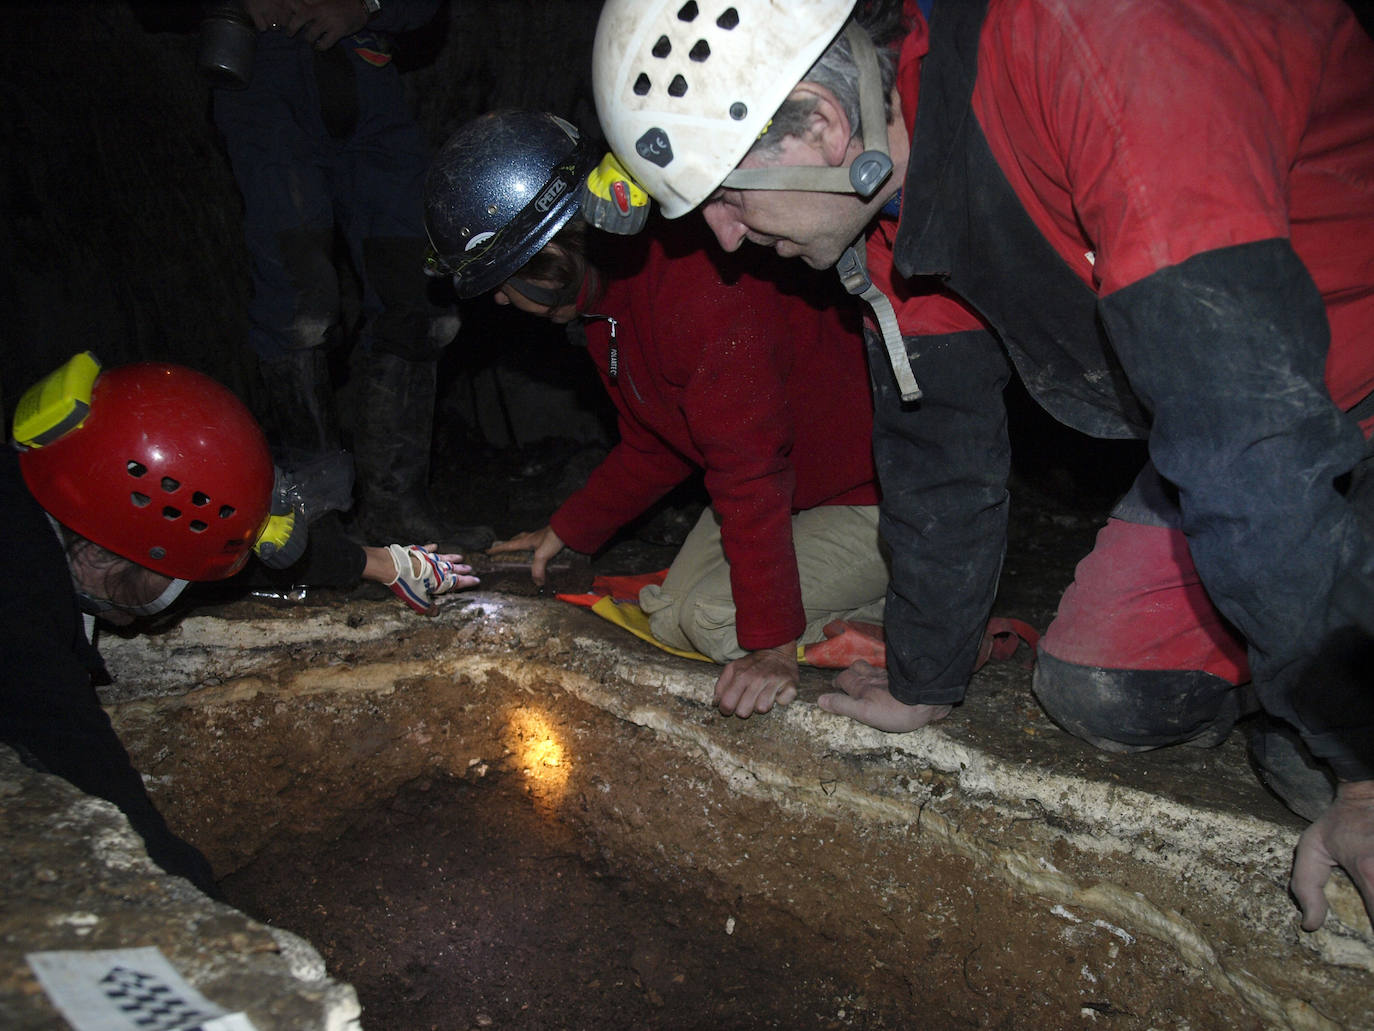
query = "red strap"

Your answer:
(556, 569), (671, 609)
(803, 620), (887, 669)
(974, 617), (1041, 672)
